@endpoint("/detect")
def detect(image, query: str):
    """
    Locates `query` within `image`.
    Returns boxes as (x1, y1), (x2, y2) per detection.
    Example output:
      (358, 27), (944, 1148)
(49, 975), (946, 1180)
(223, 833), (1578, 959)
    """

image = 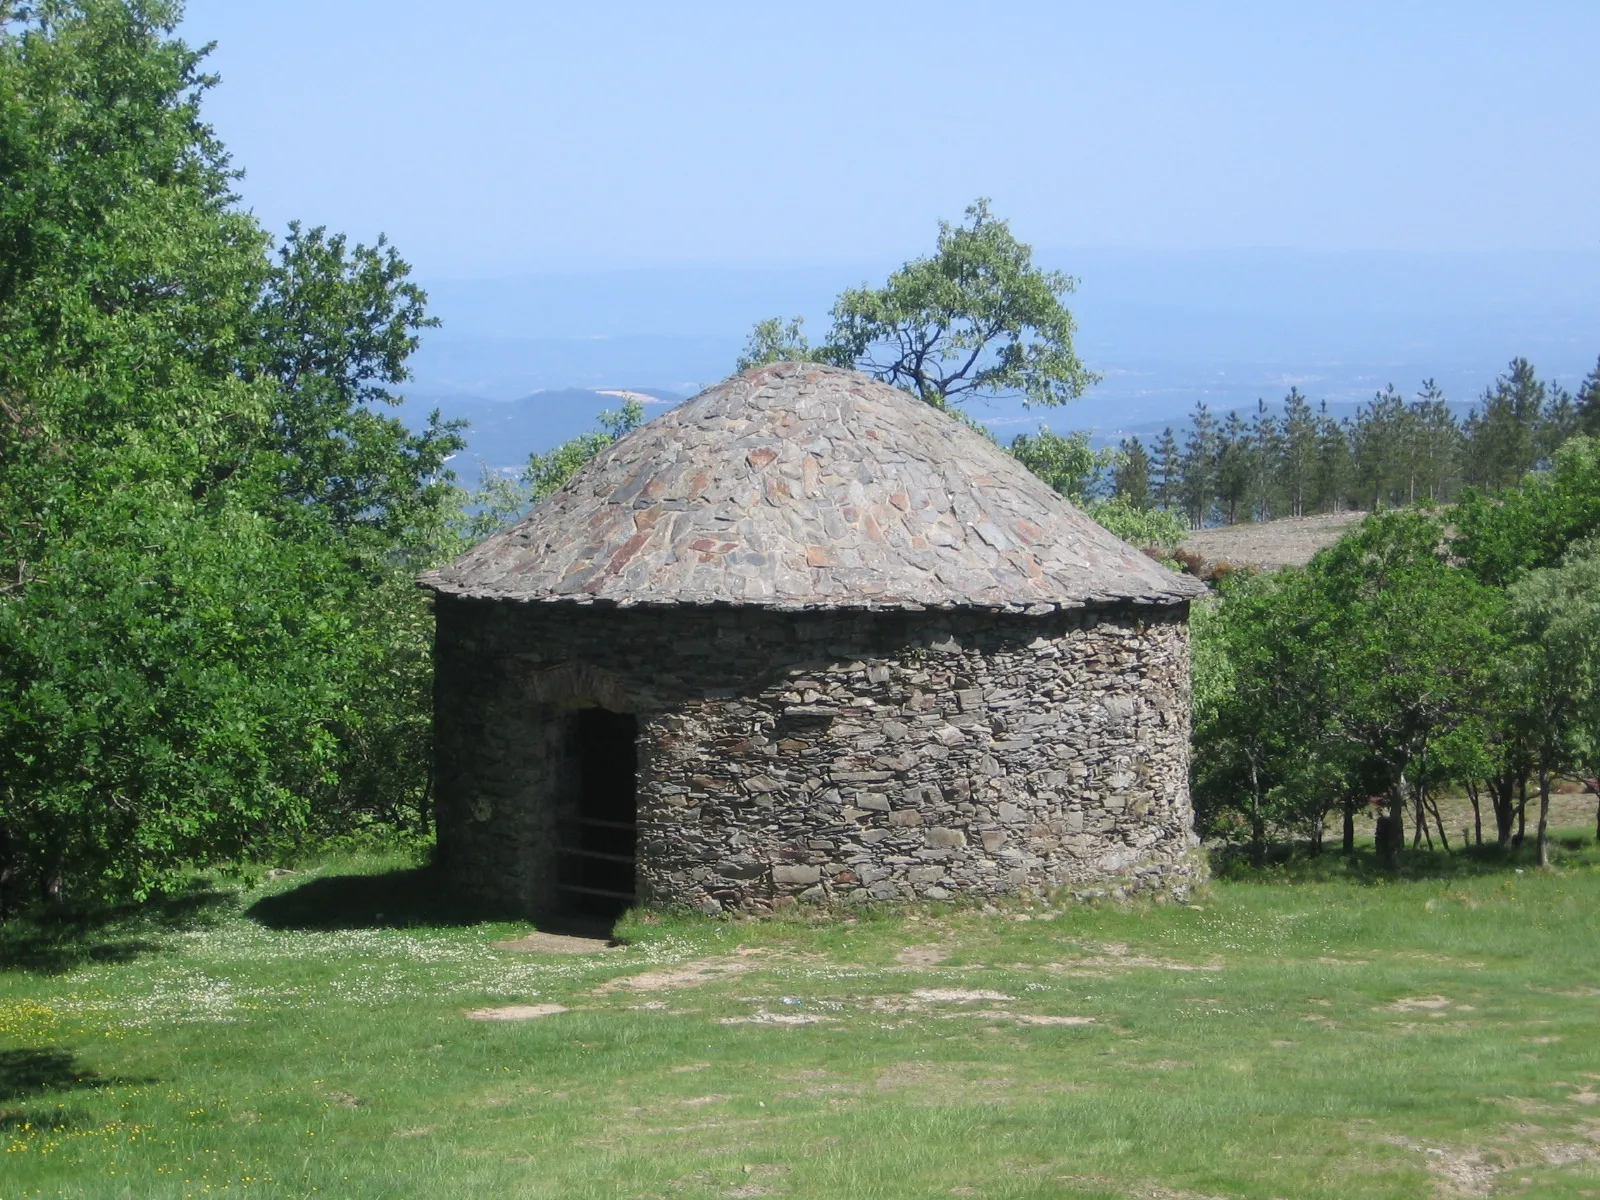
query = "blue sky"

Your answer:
(176, 1), (1600, 465)
(183, 1), (1600, 278)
